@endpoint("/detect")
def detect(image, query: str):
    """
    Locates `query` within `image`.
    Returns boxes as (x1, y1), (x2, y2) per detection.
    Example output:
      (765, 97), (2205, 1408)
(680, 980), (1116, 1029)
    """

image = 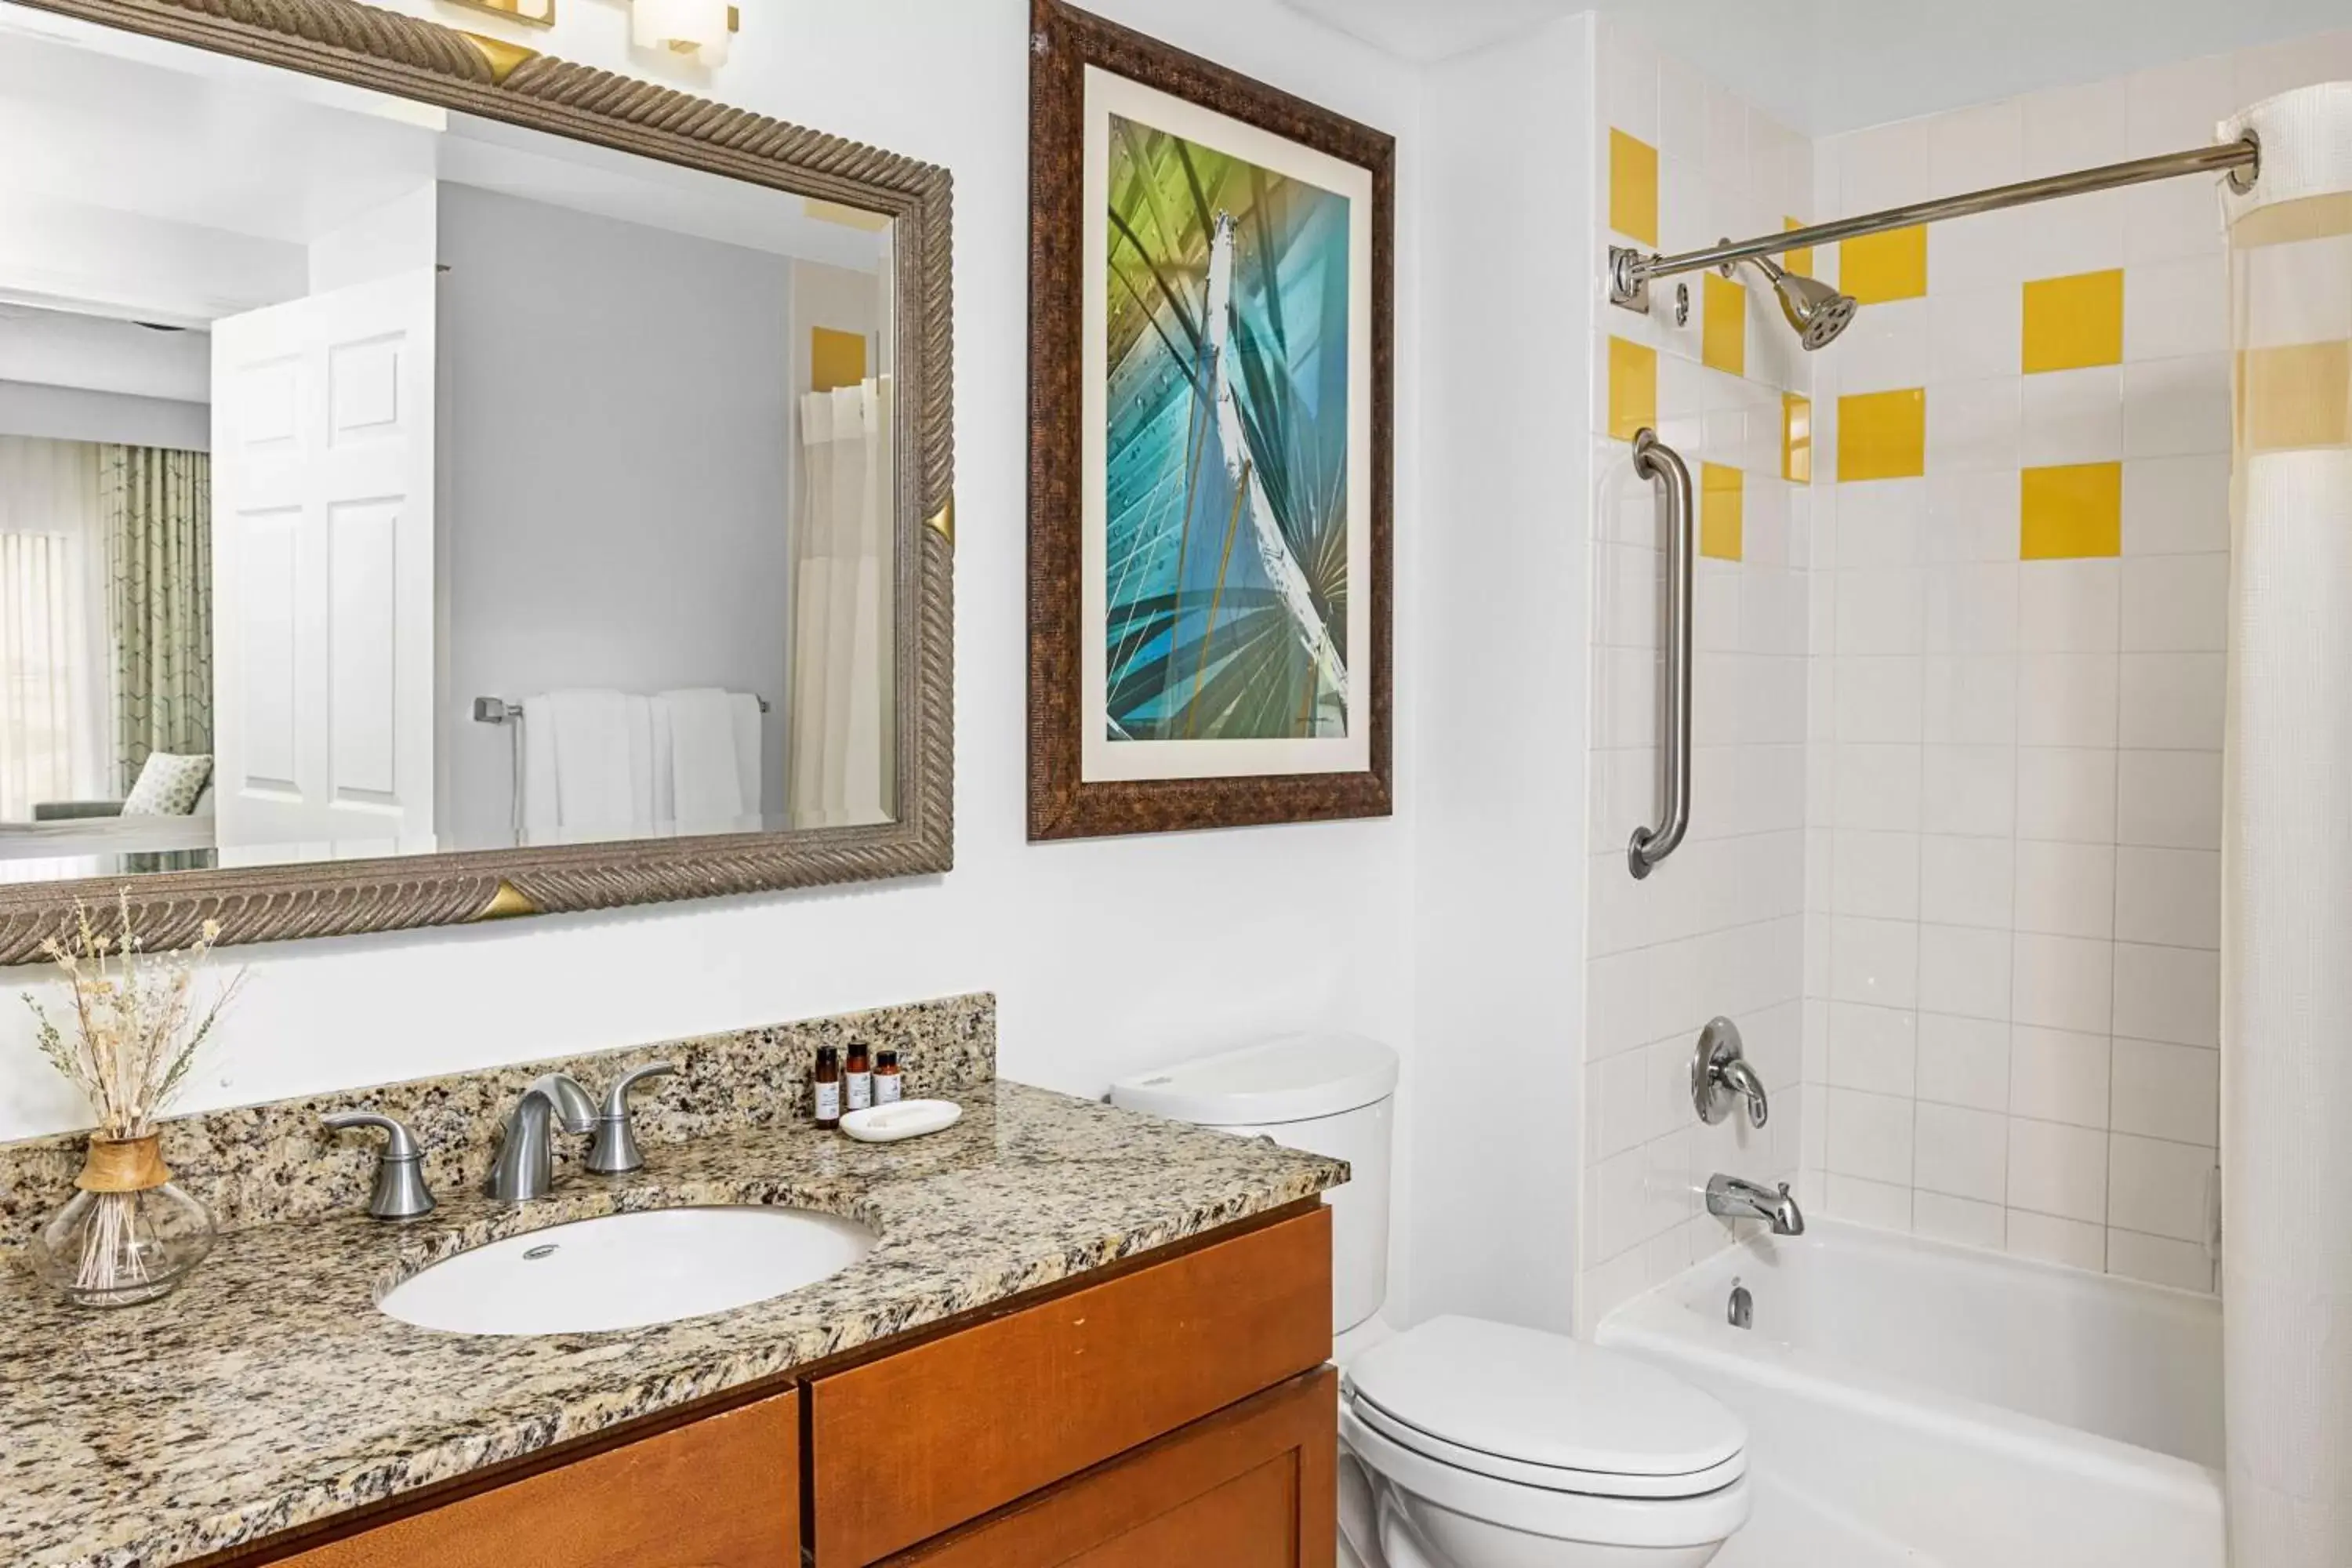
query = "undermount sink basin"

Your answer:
(379, 1207), (876, 1336)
